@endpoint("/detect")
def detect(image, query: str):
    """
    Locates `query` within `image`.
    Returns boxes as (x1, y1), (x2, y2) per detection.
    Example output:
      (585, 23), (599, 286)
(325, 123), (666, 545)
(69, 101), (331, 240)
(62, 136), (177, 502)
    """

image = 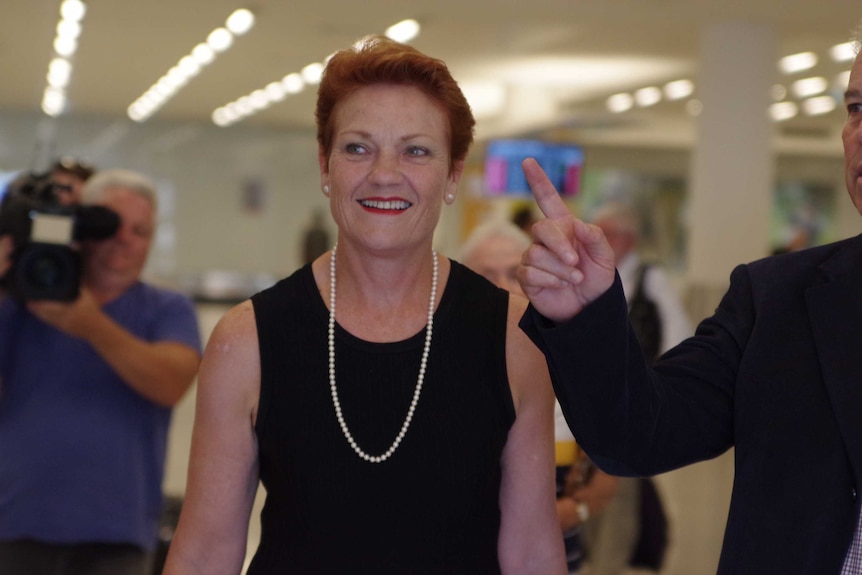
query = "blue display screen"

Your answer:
(484, 140), (583, 197)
